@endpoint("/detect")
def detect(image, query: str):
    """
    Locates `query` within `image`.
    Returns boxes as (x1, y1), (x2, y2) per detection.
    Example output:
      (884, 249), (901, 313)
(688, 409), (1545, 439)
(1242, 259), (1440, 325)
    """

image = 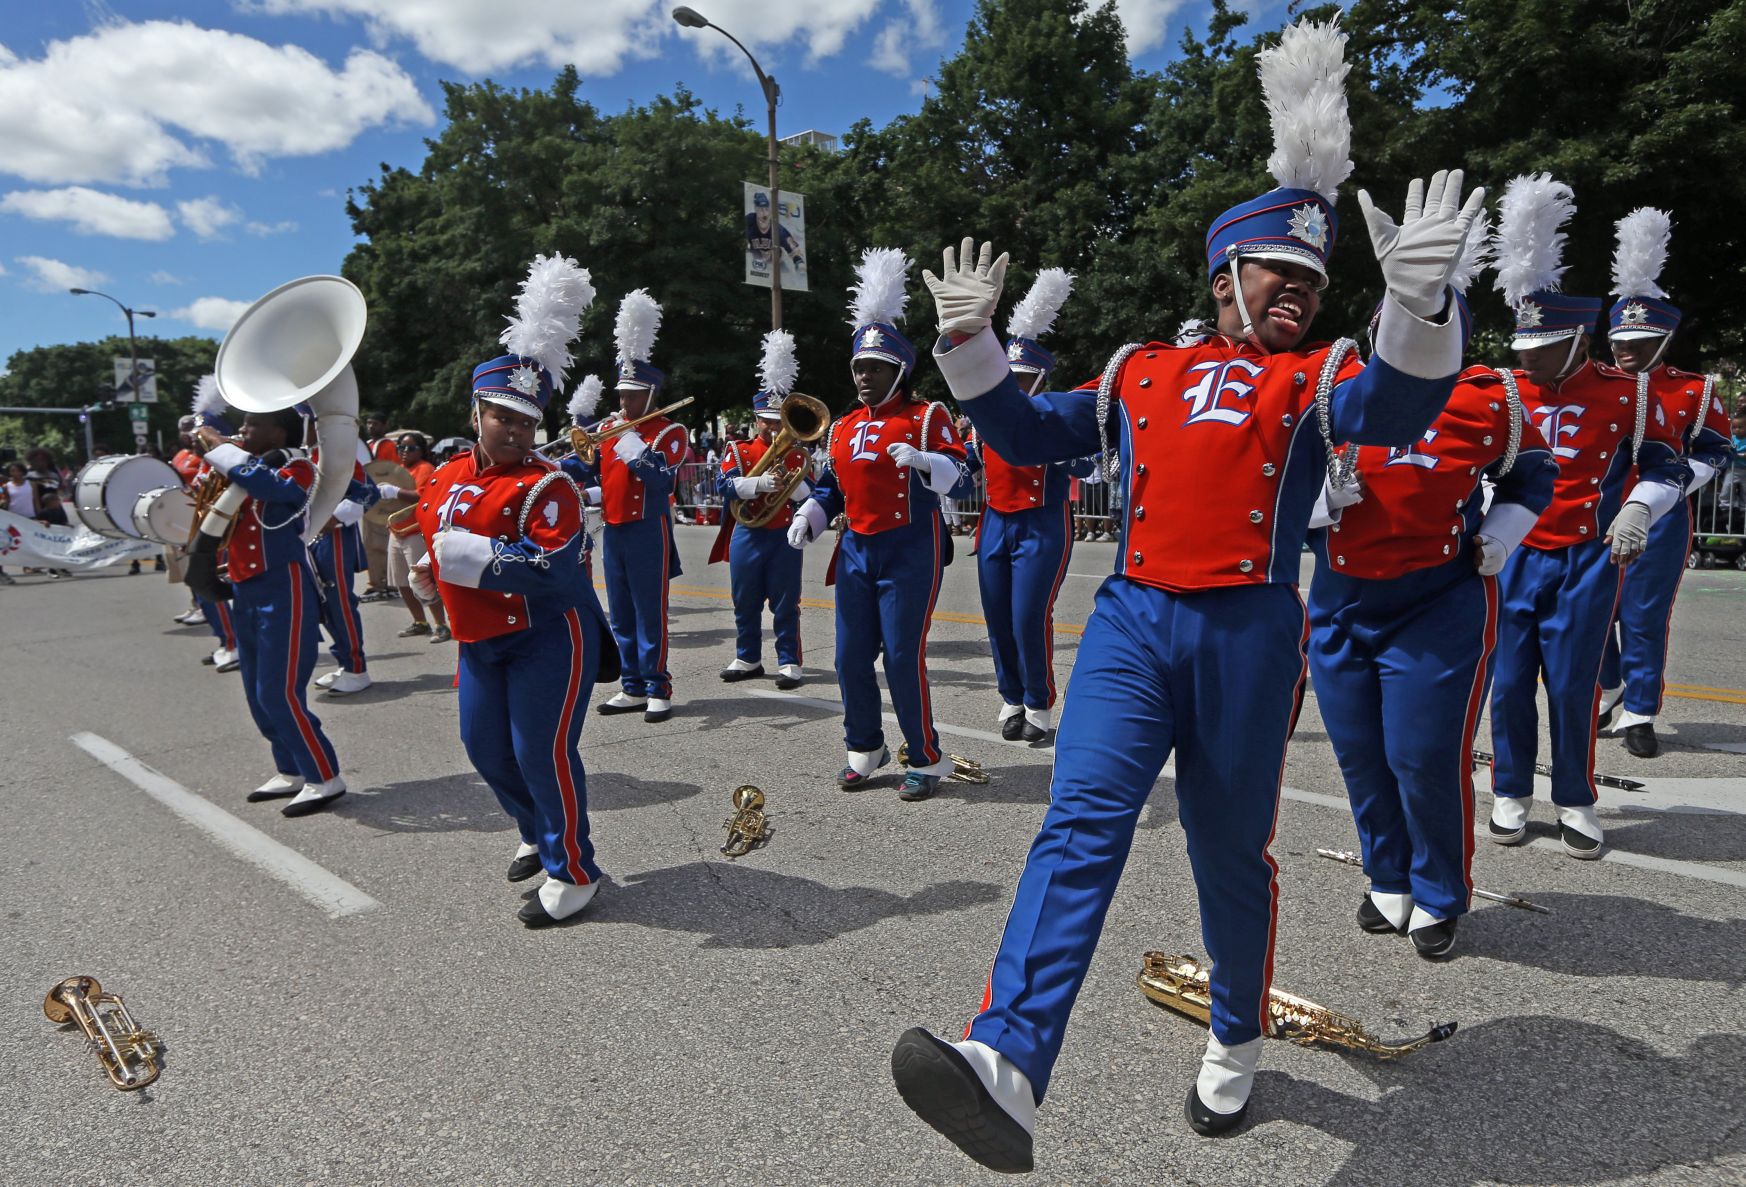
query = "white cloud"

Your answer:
(169, 297), (252, 332)
(0, 20), (434, 187)
(14, 255), (109, 293)
(0, 186), (175, 240)
(869, 0), (946, 78)
(246, 219), (299, 236)
(150, 270), (185, 285)
(1112, 0), (1193, 56)
(178, 196), (243, 240)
